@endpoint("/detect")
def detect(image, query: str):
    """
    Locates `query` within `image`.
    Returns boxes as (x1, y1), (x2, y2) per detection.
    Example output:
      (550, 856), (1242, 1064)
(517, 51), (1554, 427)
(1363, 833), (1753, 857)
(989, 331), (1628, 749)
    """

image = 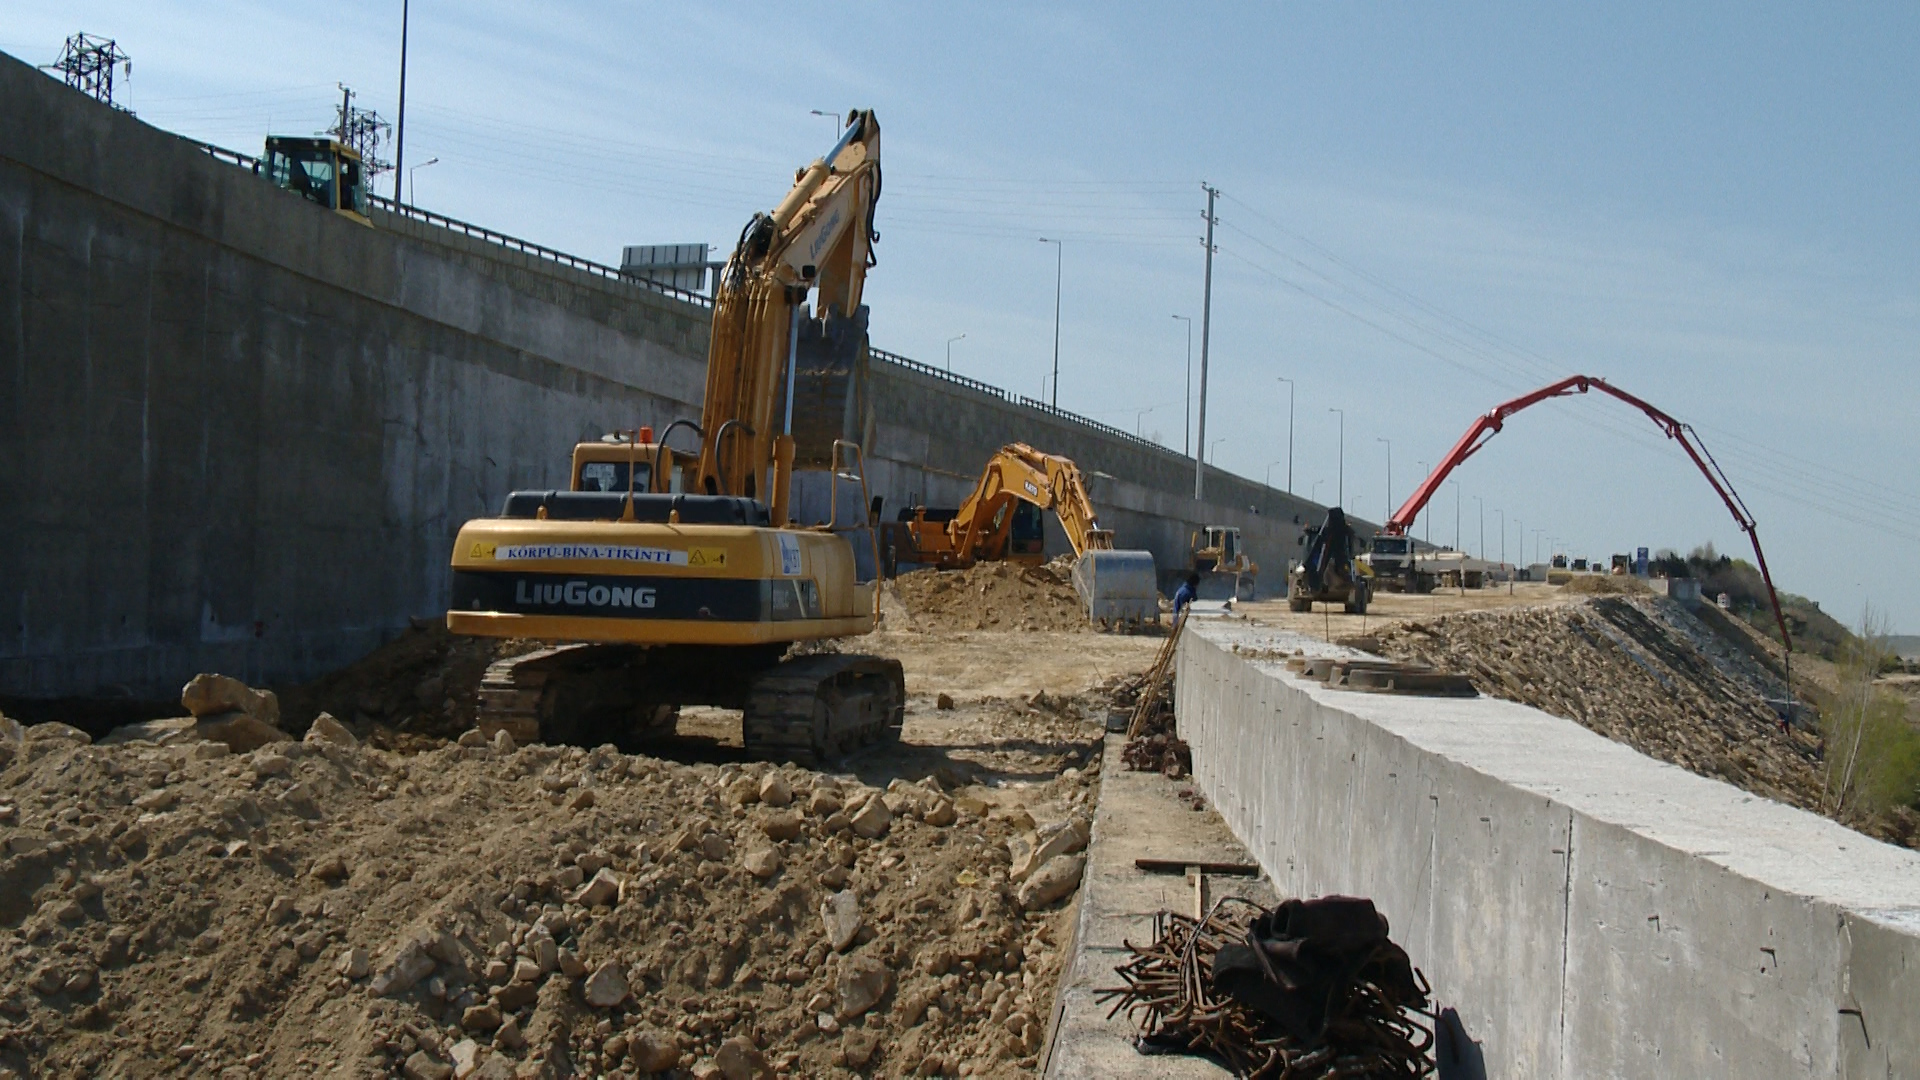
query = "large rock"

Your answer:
(714, 1036), (771, 1080)
(835, 955), (892, 1019)
(627, 1029), (681, 1072)
(820, 890), (862, 952)
(762, 811), (805, 842)
(743, 848), (782, 880)
(98, 716), (198, 746)
(305, 712), (358, 748)
(181, 673), (280, 725)
(849, 795), (892, 839)
(758, 773), (793, 807)
(1016, 853), (1087, 910)
(371, 941), (437, 997)
(571, 868), (621, 907)
(194, 711), (290, 754)
(583, 959), (630, 1008)
(1011, 818), (1089, 882)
